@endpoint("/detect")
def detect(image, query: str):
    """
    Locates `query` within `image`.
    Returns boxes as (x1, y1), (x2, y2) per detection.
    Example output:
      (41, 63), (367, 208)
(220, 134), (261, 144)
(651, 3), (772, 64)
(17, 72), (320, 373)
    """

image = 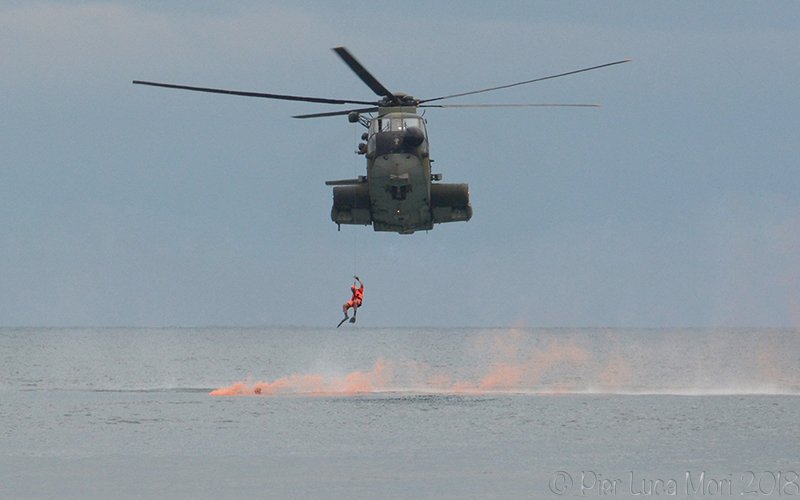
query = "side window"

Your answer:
(403, 117), (421, 129)
(367, 119), (378, 153)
